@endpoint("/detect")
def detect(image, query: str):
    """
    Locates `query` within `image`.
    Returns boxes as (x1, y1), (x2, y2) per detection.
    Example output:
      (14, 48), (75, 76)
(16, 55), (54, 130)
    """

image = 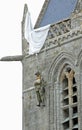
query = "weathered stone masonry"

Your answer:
(1, 1), (82, 130)
(22, 2), (82, 130)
